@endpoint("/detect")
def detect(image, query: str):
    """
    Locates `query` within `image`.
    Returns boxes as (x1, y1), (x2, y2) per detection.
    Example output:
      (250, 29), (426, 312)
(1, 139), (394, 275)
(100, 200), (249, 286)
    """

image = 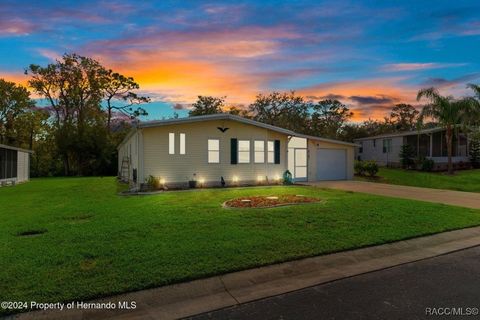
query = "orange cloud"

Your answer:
(94, 50), (264, 104)
(85, 25), (303, 104)
(1, 72), (29, 86)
